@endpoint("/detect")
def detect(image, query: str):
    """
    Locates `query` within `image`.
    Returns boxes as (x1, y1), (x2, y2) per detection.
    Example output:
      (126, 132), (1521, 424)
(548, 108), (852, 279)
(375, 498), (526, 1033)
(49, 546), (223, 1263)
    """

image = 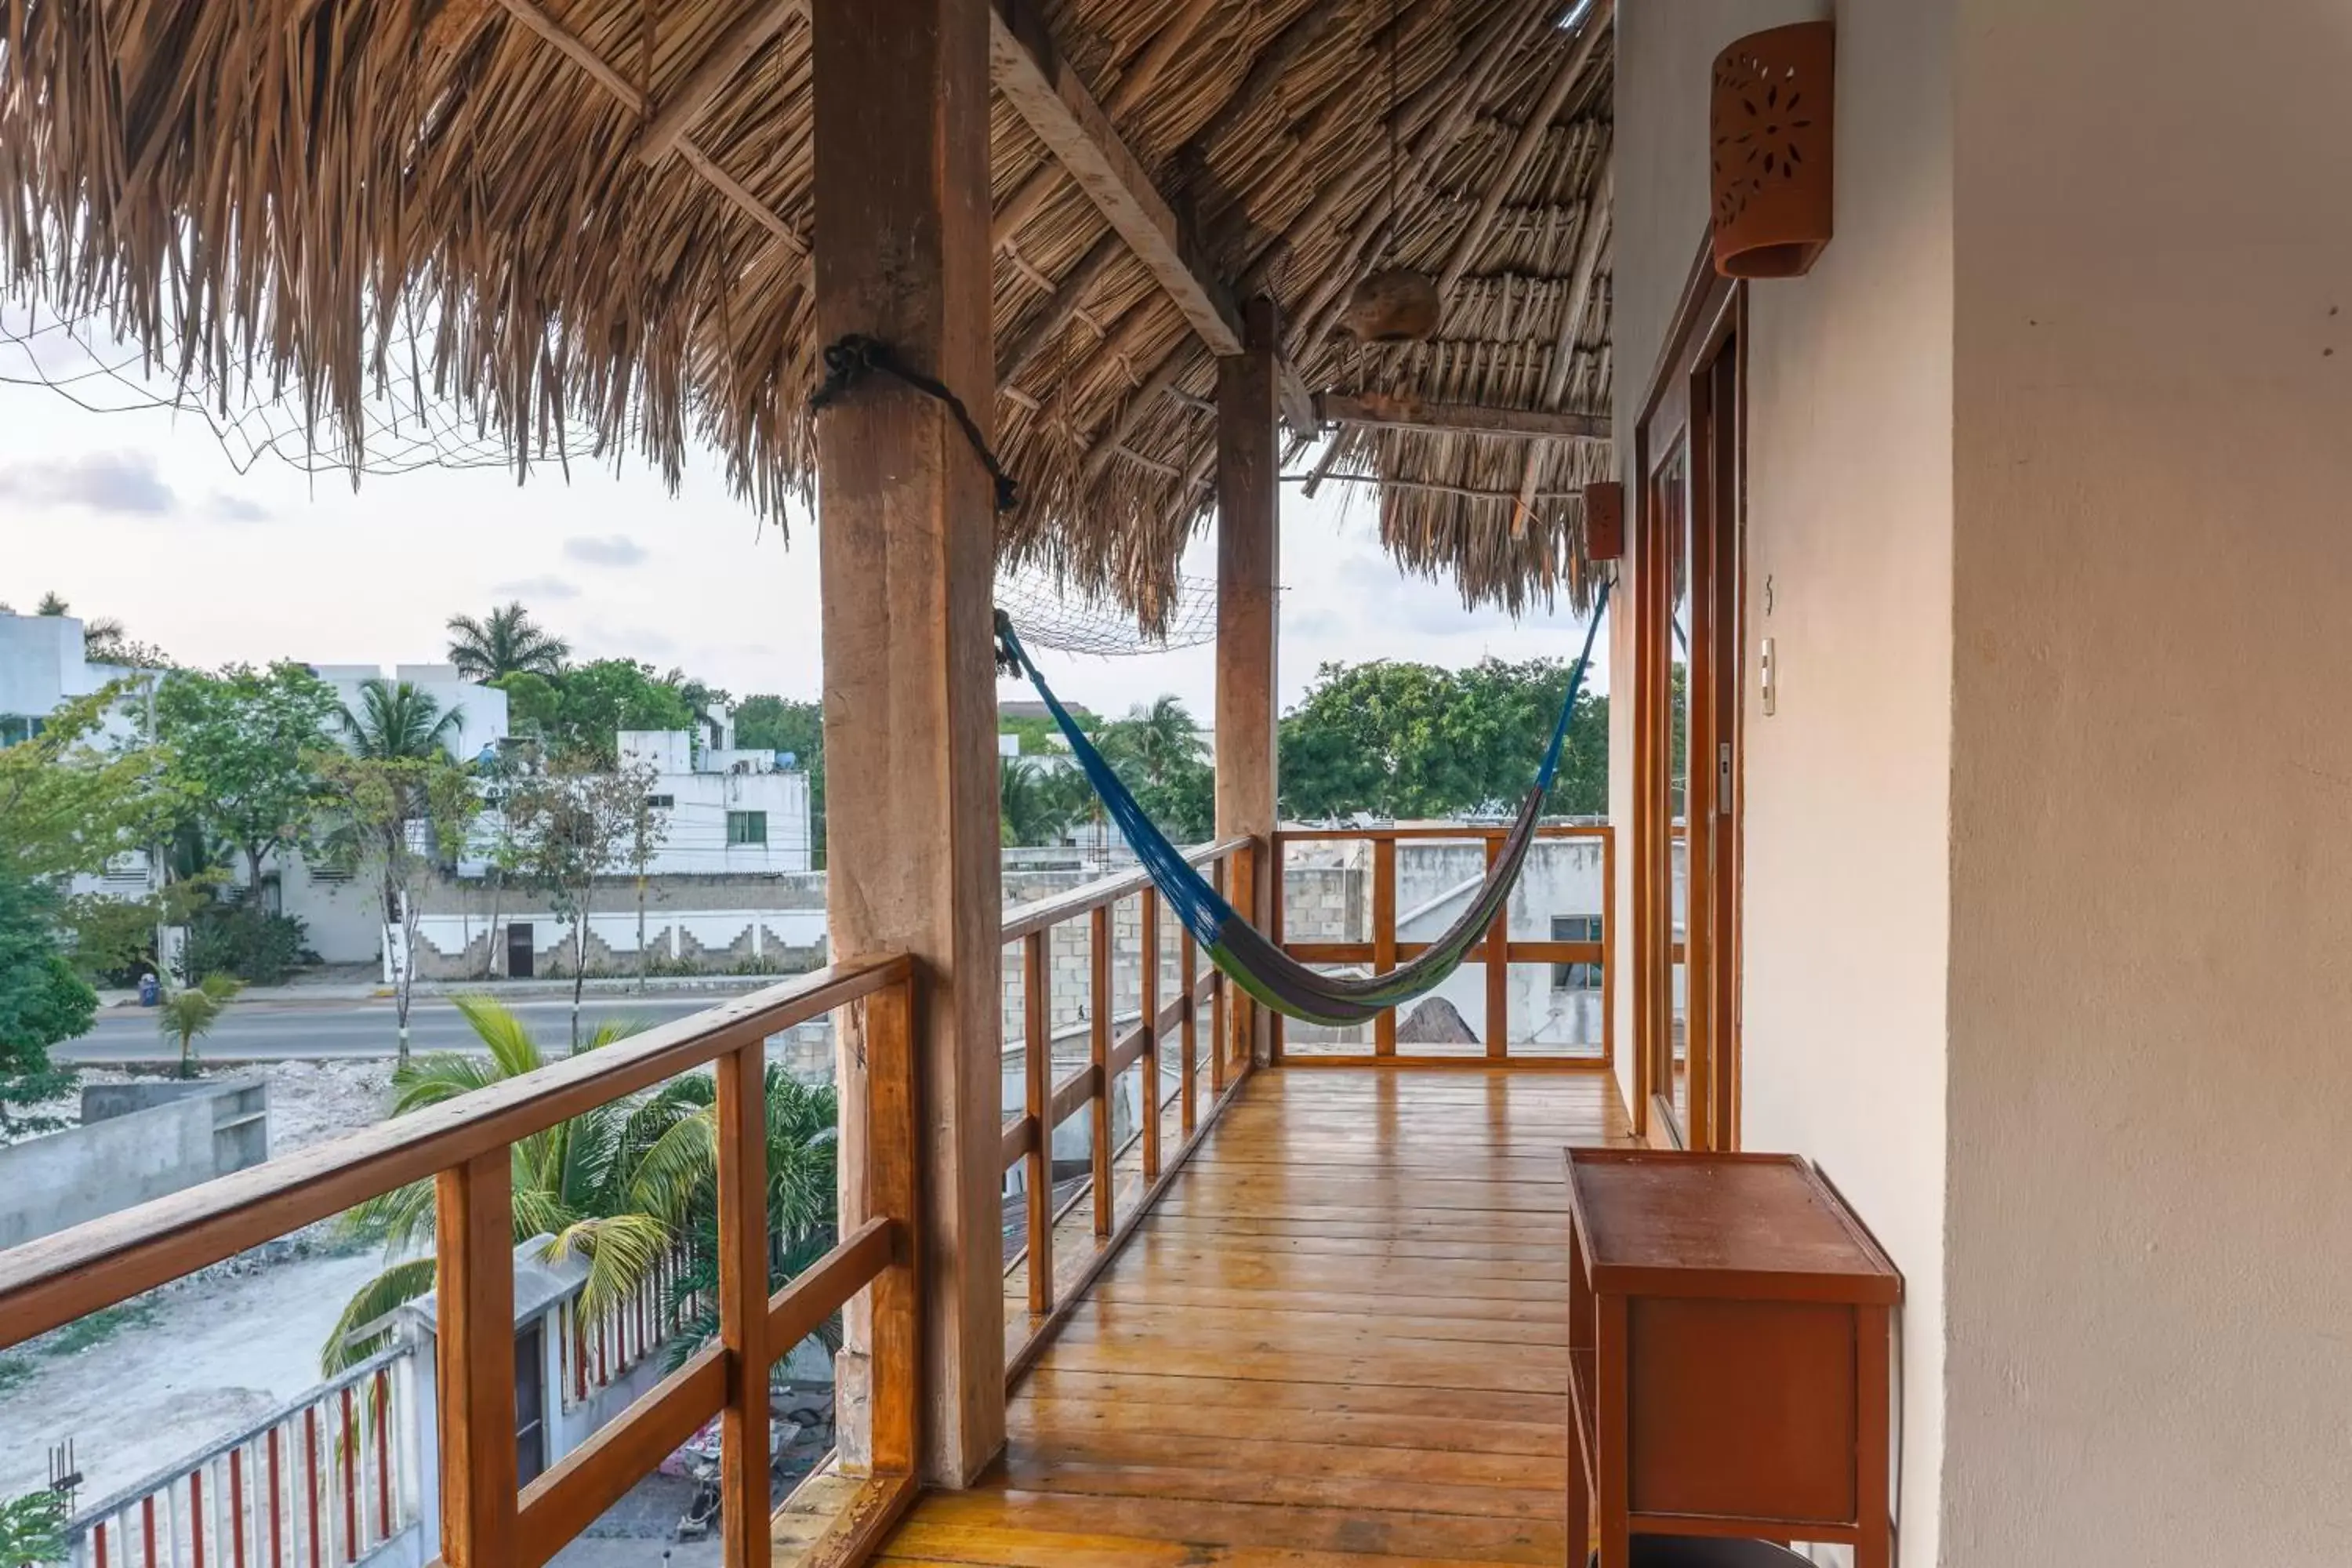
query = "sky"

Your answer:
(0, 376), (1610, 719)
